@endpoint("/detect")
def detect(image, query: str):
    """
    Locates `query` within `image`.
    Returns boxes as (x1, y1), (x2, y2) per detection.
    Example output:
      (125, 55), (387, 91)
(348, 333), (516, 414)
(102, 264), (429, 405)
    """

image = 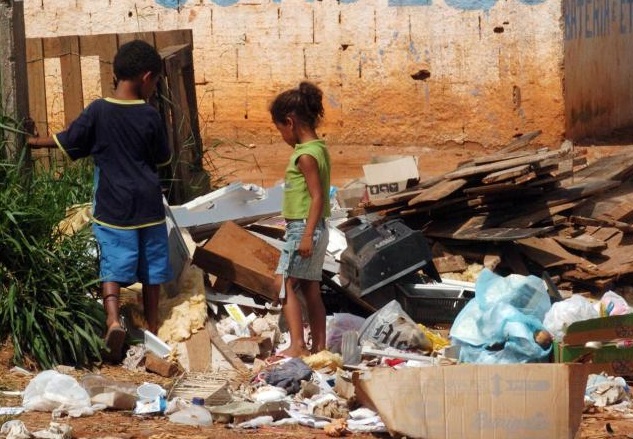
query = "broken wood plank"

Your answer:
(499, 200), (585, 228)
(145, 352), (179, 377)
(206, 321), (248, 373)
(463, 183), (544, 196)
(500, 243), (530, 275)
(407, 178), (469, 207)
(588, 227), (622, 244)
(481, 164), (531, 184)
(227, 336), (273, 361)
(443, 150), (564, 180)
(459, 150), (536, 168)
(432, 255), (468, 273)
(536, 180), (620, 208)
(513, 171), (538, 185)
(570, 216), (633, 233)
(516, 237), (592, 268)
(182, 330), (212, 372)
(192, 221), (280, 301)
(497, 130), (543, 154)
(552, 235), (607, 253)
(424, 219), (554, 241)
(400, 196), (470, 216)
(573, 153), (633, 182)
